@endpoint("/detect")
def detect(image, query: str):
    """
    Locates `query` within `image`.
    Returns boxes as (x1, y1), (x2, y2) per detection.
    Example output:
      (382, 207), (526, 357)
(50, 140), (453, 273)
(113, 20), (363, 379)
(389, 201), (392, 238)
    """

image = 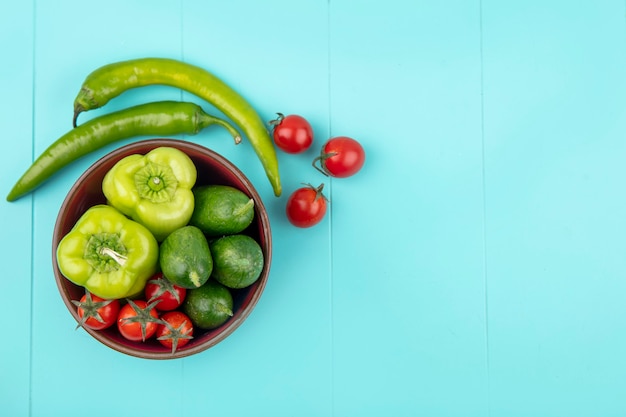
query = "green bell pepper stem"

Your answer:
(56, 205), (159, 299)
(103, 146), (197, 241)
(99, 247), (127, 266)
